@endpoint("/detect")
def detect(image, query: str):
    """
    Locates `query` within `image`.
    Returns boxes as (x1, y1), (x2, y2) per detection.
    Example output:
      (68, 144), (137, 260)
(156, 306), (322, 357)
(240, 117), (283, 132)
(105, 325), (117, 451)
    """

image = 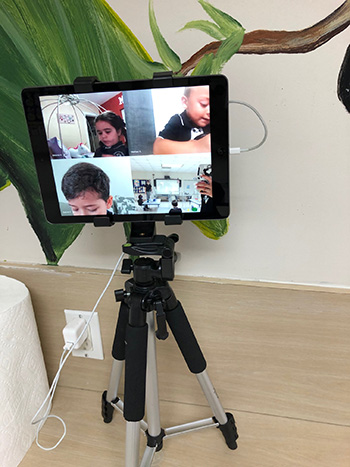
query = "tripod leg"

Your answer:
(197, 371), (226, 424)
(102, 358), (124, 423)
(166, 301), (238, 449)
(108, 301), (129, 400)
(124, 322), (148, 421)
(197, 371), (238, 449)
(141, 311), (165, 463)
(145, 311), (161, 438)
(165, 301), (206, 374)
(106, 359), (124, 403)
(102, 302), (129, 423)
(125, 422), (141, 467)
(123, 321), (148, 466)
